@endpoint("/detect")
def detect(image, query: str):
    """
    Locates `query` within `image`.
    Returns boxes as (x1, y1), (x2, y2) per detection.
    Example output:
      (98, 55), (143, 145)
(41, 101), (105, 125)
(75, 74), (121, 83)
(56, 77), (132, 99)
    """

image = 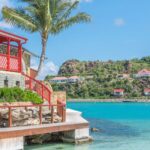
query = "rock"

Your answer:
(91, 128), (100, 132)
(27, 118), (40, 125)
(25, 133), (53, 145)
(0, 109), (8, 117)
